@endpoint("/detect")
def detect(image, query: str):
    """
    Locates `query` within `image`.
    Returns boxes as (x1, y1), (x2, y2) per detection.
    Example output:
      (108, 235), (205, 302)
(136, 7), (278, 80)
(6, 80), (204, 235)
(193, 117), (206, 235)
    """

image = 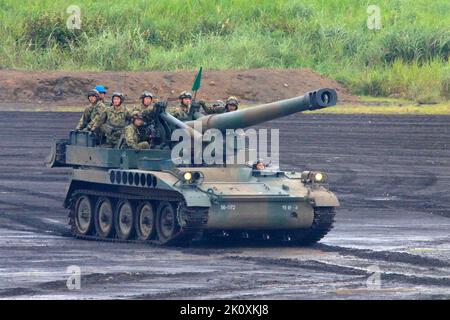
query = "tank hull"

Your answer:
(206, 200), (314, 230)
(64, 165), (338, 233)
